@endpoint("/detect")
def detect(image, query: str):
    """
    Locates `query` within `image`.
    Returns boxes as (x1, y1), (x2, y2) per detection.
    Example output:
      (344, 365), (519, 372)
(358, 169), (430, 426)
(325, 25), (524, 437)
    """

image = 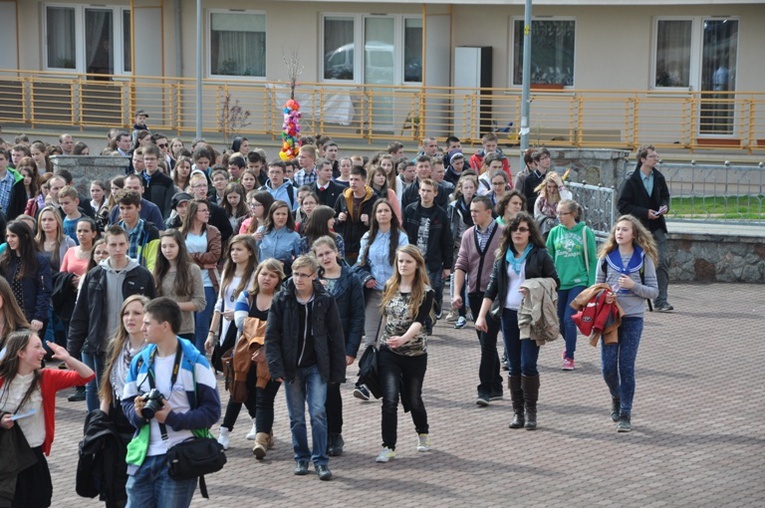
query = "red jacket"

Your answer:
(570, 283), (623, 346)
(0, 368), (94, 455)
